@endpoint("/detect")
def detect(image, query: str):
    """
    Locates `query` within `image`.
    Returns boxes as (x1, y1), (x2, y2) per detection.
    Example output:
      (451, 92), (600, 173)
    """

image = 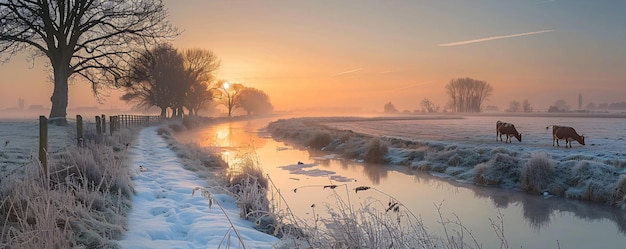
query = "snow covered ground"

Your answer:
(118, 126), (278, 249)
(0, 120), (72, 173)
